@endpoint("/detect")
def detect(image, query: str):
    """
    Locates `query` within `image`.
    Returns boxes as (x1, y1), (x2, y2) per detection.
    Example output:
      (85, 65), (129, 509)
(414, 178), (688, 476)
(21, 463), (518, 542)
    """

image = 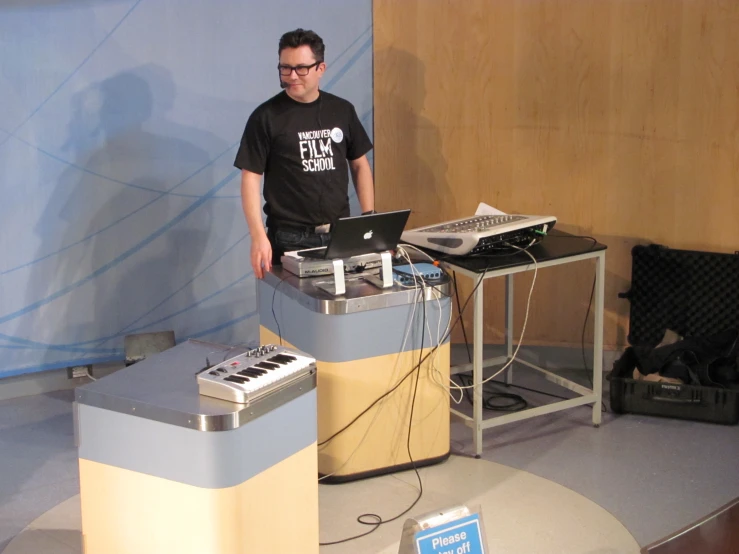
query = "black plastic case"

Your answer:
(610, 244), (739, 424)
